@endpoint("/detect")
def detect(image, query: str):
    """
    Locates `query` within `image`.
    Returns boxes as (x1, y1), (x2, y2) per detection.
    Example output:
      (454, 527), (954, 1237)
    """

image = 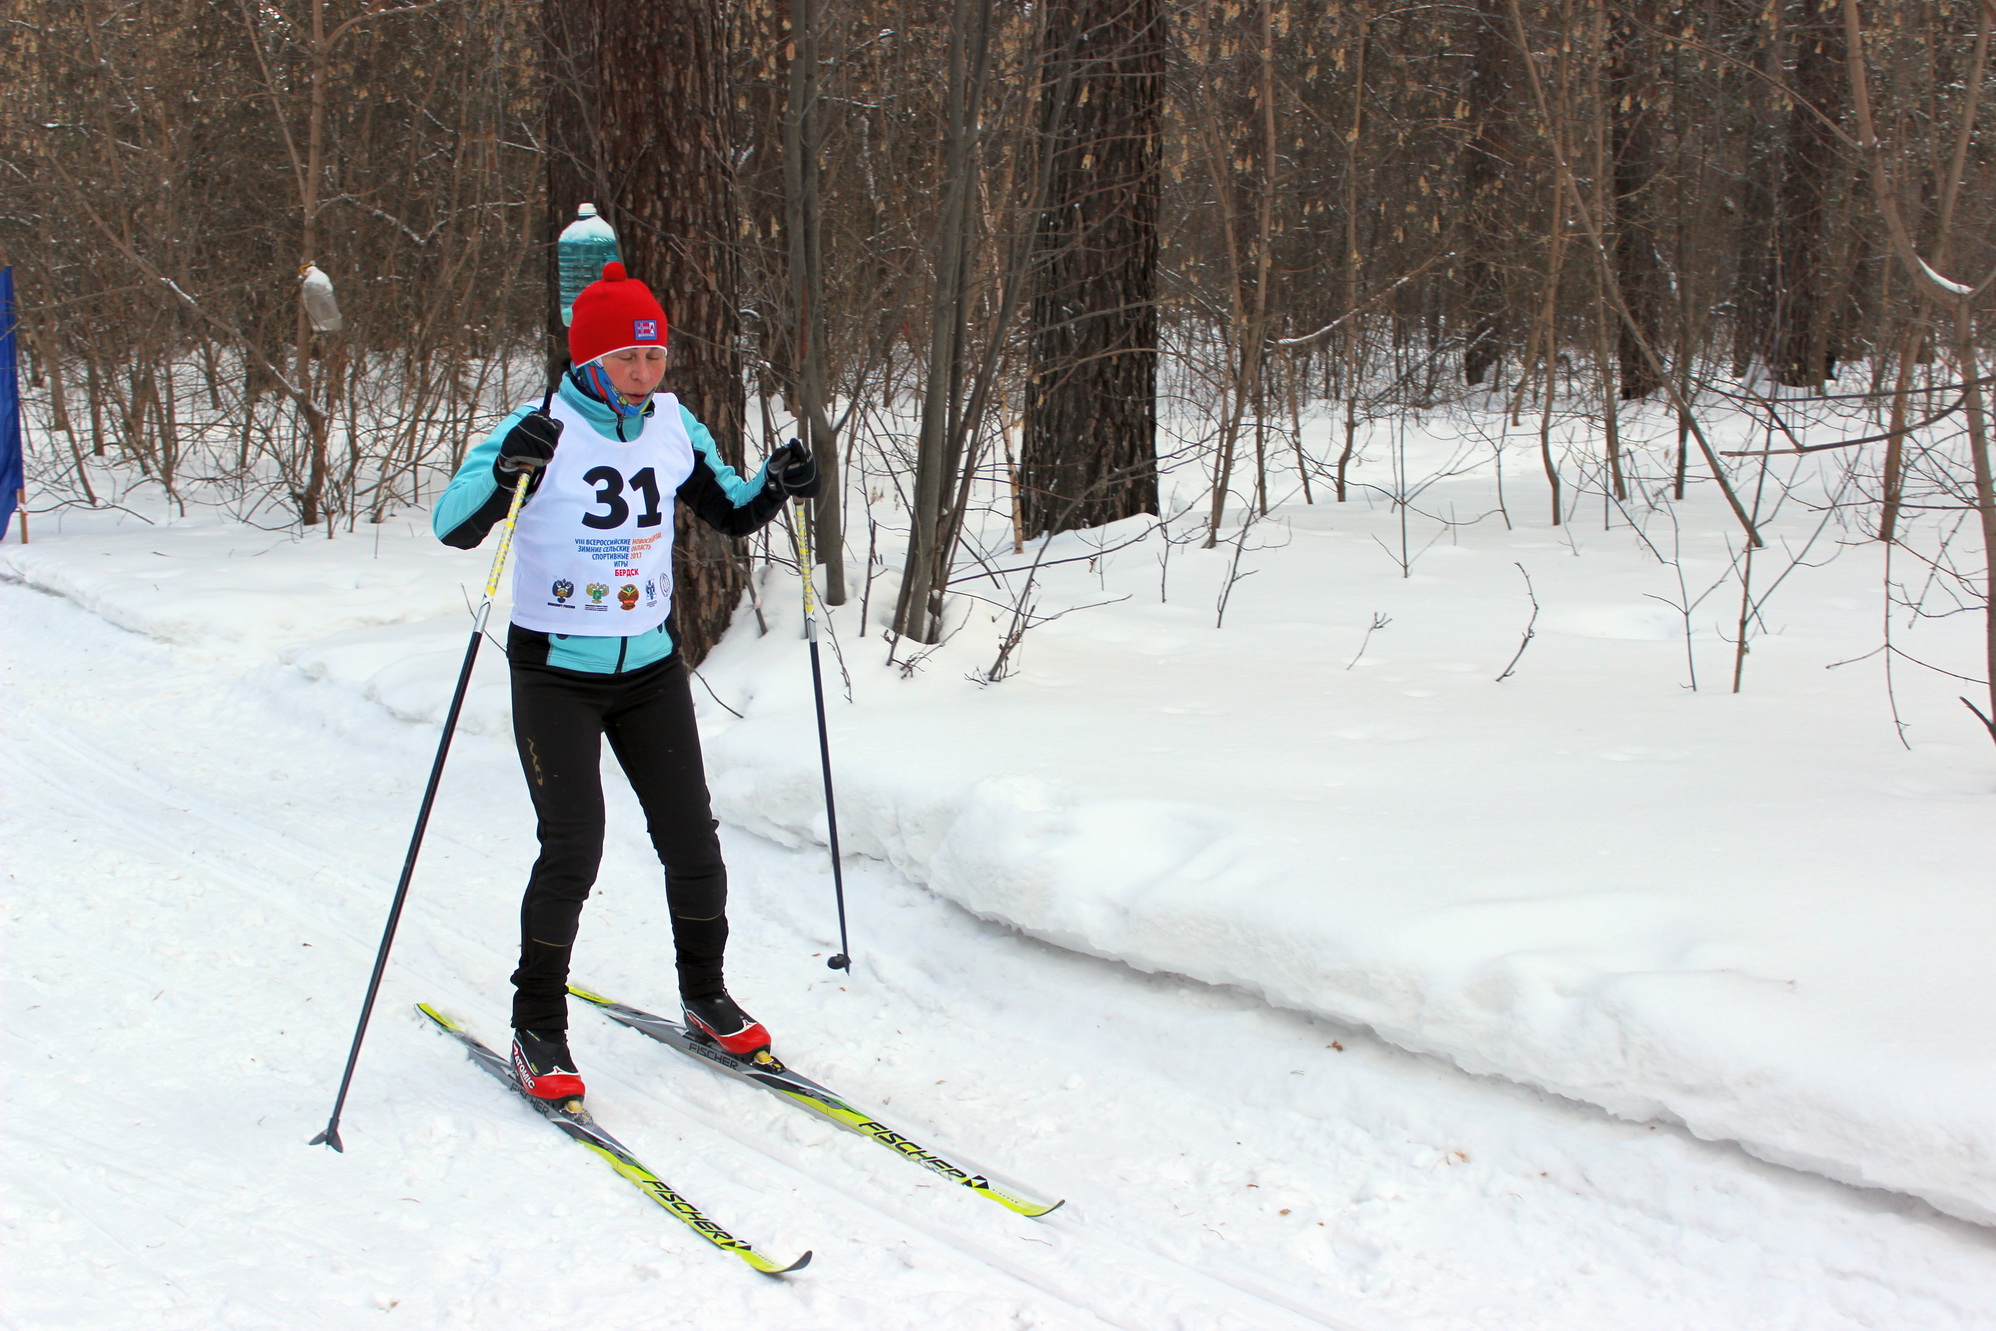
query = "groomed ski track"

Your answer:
(6, 578), (1995, 1329)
